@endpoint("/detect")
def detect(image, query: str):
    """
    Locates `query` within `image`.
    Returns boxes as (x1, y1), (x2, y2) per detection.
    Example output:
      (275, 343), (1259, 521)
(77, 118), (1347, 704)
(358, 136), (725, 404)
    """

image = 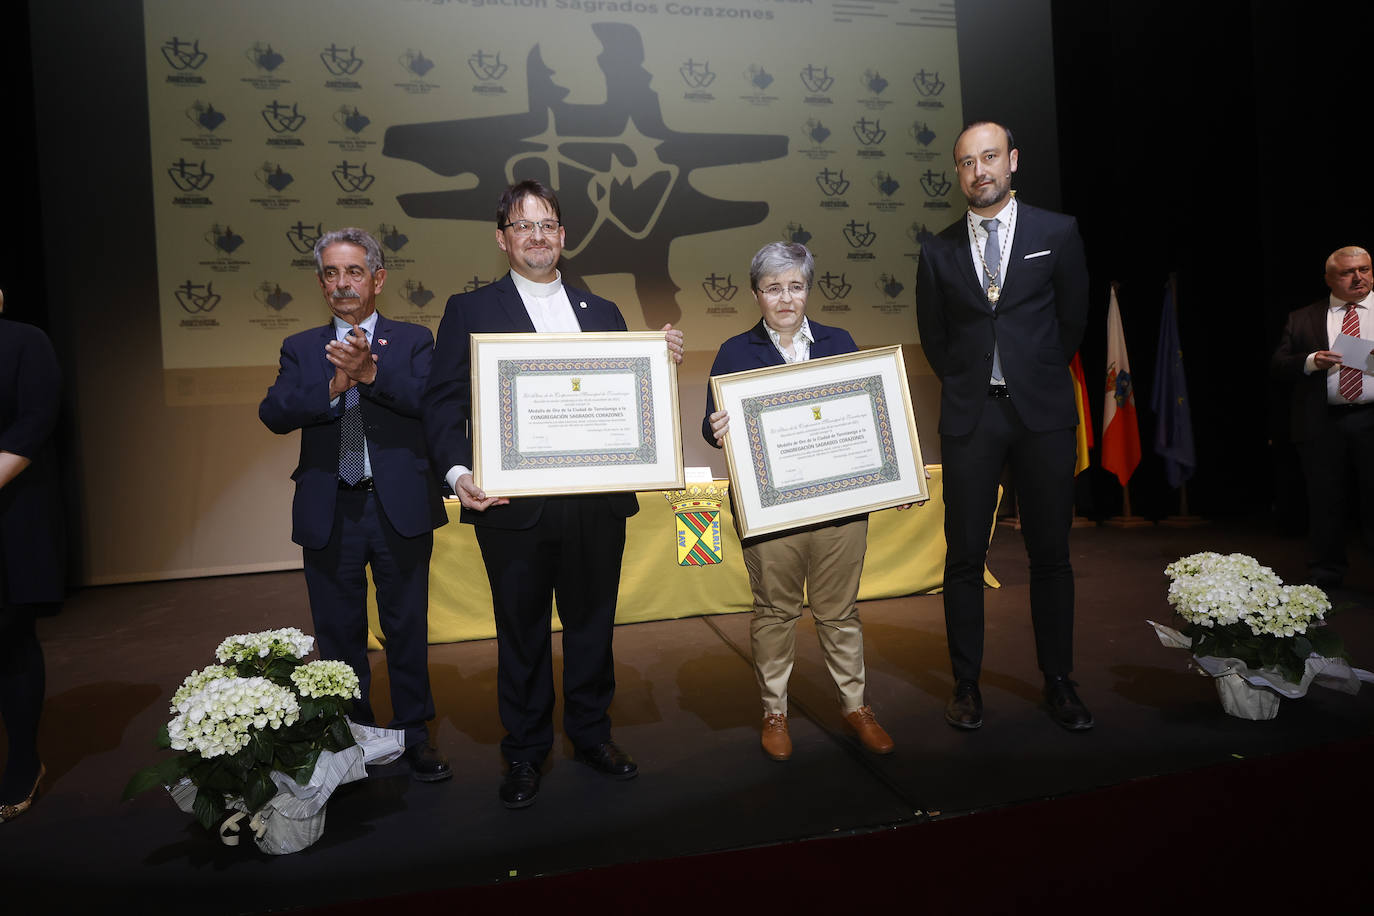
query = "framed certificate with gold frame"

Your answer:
(710, 346), (926, 539)
(470, 331), (685, 497)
